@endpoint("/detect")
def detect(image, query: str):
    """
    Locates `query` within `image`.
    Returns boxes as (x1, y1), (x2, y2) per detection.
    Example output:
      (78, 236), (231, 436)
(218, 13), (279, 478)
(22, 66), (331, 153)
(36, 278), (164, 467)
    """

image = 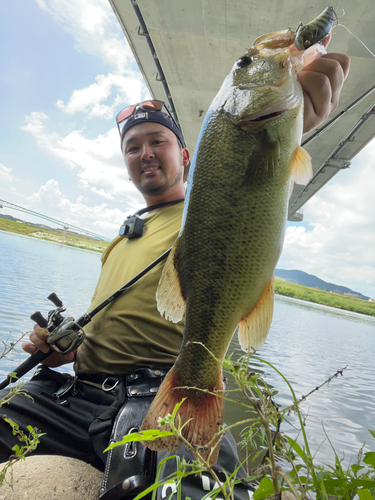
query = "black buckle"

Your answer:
(52, 376), (78, 405)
